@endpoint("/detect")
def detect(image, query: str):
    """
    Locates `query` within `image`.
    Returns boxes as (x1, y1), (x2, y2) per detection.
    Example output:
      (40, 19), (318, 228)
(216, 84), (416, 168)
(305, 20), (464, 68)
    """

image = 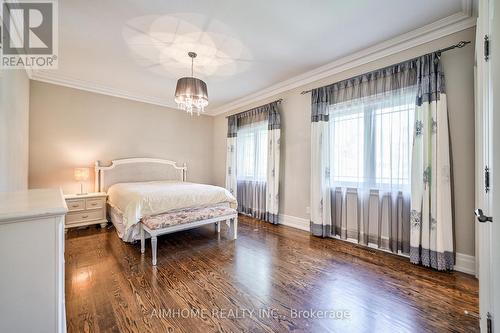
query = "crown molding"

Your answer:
(29, 2), (476, 116)
(31, 70), (177, 109)
(209, 9), (476, 115)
